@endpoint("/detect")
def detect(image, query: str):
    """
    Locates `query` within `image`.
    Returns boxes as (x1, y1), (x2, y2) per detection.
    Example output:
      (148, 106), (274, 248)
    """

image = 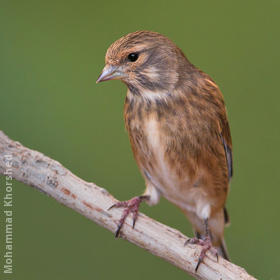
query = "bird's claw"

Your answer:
(107, 204), (116, 211)
(184, 236), (218, 272)
(108, 196), (147, 238)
